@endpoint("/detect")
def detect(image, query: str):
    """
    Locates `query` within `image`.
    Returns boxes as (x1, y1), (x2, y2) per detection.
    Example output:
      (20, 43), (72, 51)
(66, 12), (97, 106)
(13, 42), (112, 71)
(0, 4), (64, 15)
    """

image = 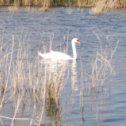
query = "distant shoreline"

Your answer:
(0, 0), (125, 9)
(0, 0), (126, 14)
